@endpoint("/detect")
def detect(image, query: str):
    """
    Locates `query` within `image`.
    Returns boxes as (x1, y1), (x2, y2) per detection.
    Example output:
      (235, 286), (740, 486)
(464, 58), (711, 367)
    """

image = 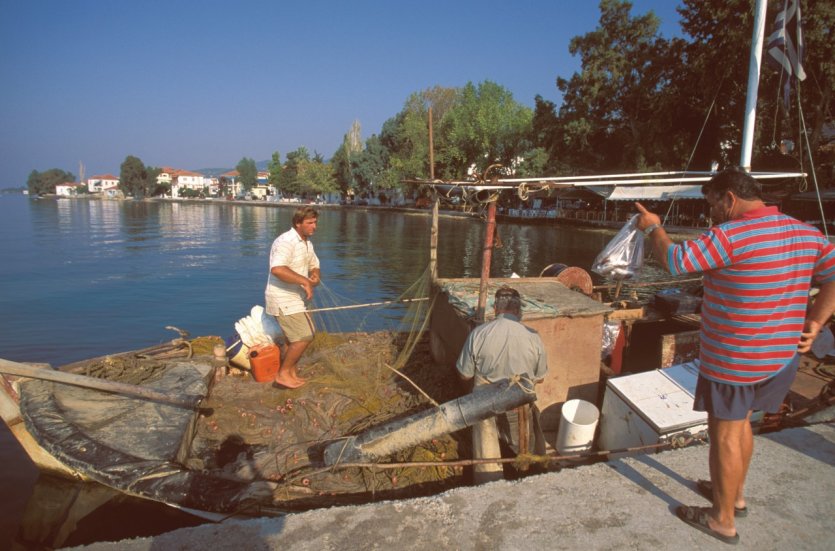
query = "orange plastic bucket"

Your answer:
(248, 343), (280, 382)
